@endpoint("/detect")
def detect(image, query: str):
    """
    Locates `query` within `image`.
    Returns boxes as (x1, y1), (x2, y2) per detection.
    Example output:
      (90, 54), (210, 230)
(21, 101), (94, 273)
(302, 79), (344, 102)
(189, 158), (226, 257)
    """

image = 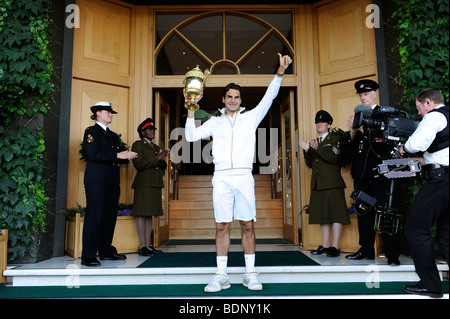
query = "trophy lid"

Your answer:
(185, 65), (209, 79)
